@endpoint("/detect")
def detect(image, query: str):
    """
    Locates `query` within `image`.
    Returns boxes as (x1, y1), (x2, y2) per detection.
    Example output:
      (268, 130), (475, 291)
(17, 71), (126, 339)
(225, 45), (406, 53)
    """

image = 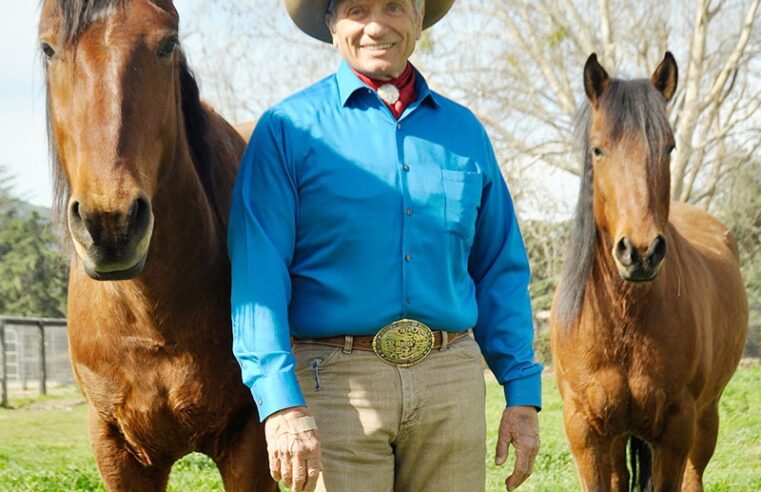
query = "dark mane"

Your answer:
(555, 79), (672, 327)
